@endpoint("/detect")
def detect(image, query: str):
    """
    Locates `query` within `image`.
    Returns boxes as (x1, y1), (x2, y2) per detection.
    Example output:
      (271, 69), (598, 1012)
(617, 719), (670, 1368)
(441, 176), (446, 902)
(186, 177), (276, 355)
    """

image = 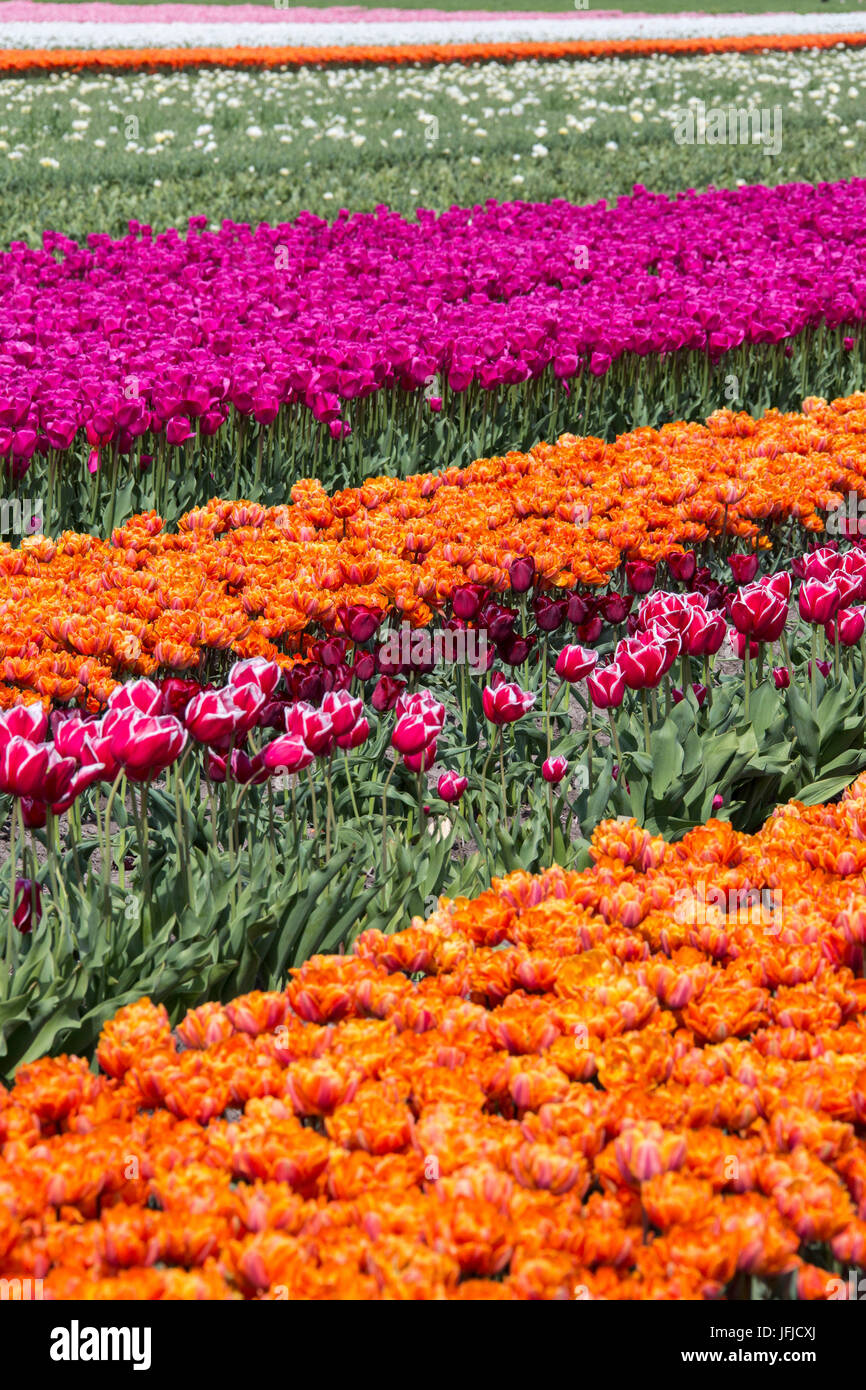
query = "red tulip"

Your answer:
(107, 711), (186, 781)
(729, 581), (788, 643)
(682, 608), (727, 657)
(229, 657), (282, 699)
(0, 702), (48, 747)
(438, 772), (467, 804)
(286, 705), (335, 757)
(601, 592), (633, 625)
(625, 560), (656, 594)
(392, 714), (436, 756)
(587, 664), (626, 709)
(542, 756), (568, 785)
(827, 607), (866, 647)
(262, 734), (314, 774)
(555, 645), (598, 682)
(404, 739), (437, 773)
(336, 717), (369, 751)
(321, 690), (364, 737)
(159, 677), (203, 718)
(106, 679), (162, 717)
(337, 604), (383, 644)
(799, 578), (840, 626)
(800, 546), (843, 582)
(184, 688), (244, 744)
(508, 557), (535, 593)
(773, 666), (791, 689)
(13, 878), (41, 934)
(533, 594), (567, 633)
(0, 737), (50, 797)
(452, 584), (487, 621)
(371, 675), (405, 712)
(728, 554), (759, 585)
(481, 682), (536, 725)
(666, 550), (697, 584)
